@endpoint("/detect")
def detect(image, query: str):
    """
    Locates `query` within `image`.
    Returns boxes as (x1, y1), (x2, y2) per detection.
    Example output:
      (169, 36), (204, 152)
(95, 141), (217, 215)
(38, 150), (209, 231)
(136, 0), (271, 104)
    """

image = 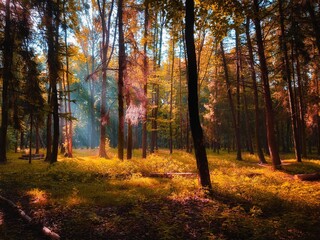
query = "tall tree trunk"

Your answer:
(279, 0), (301, 162)
(253, 0), (281, 169)
(35, 122), (40, 154)
(235, 31), (242, 157)
(185, 0), (212, 191)
(295, 49), (307, 157)
(20, 130), (25, 151)
(179, 41), (183, 149)
(29, 113), (33, 164)
(98, 0), (107, 158)
(45, 86), (52, 162)
(46, 0), (60, 164)
(118, 0), (125, 160)
(220, 41), (242, 161)
(142, 1), (149, 158)
(169, 36), (175, 154)
(236, 30), (254, 154)
(127, 119), (132, 159)
(246, 17), (266, 164)
(0, 0), (12, 163)
(63, 1), (73, 158)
